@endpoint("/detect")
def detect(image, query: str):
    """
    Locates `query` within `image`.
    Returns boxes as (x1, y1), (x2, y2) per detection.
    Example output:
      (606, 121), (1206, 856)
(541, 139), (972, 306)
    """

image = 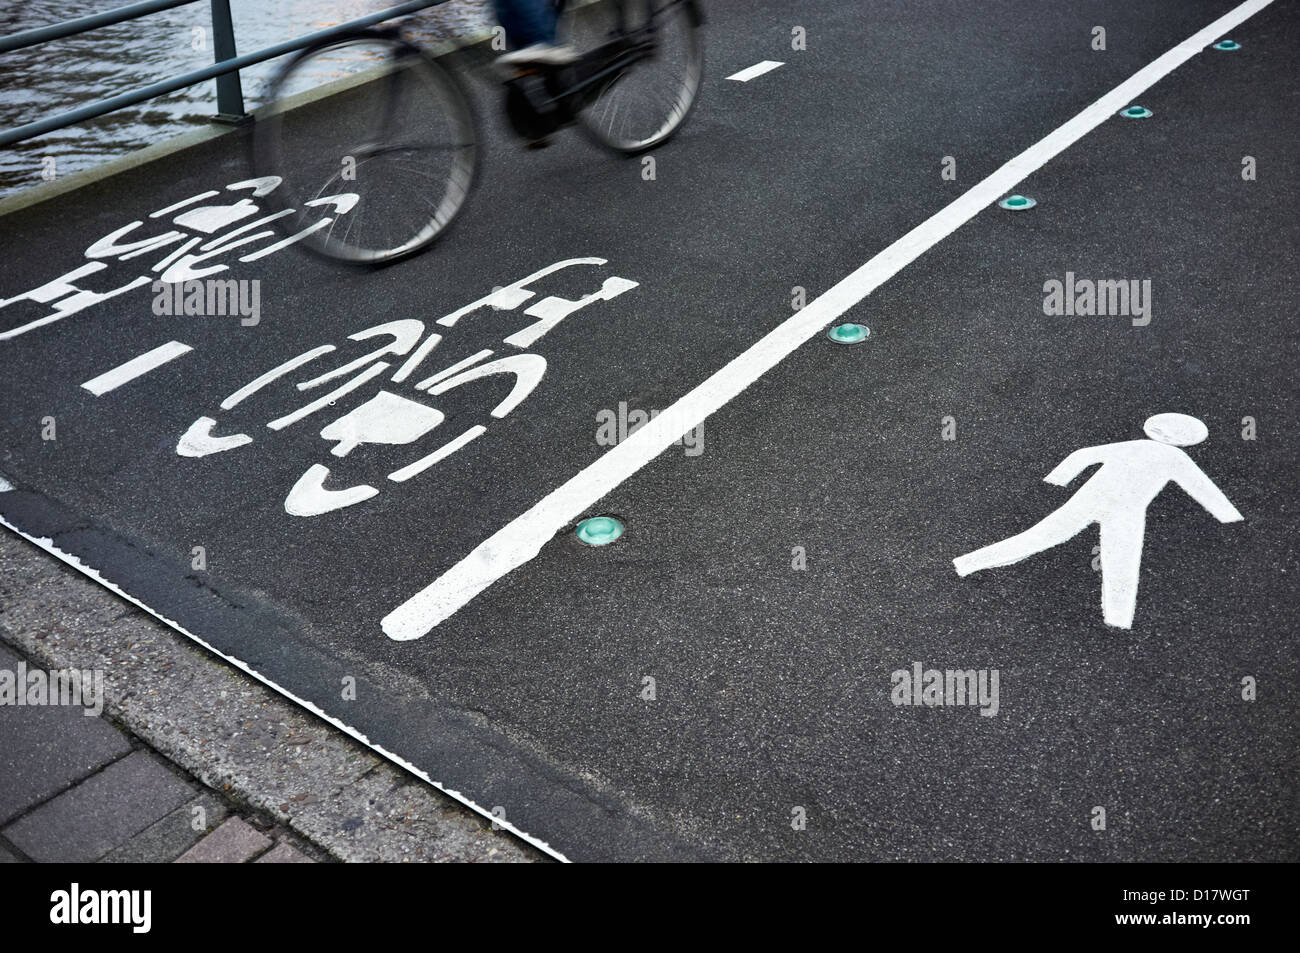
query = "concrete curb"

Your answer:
(0, 531), (543, 862)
